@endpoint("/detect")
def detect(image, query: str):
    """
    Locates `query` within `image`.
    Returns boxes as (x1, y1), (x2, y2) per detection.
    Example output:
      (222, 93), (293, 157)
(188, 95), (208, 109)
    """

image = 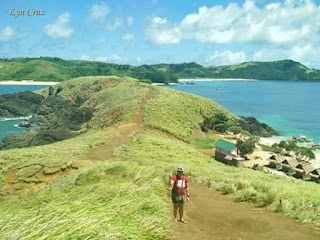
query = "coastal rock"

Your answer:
(0, 91), (44, 119)
(237, 117), (278, 137)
